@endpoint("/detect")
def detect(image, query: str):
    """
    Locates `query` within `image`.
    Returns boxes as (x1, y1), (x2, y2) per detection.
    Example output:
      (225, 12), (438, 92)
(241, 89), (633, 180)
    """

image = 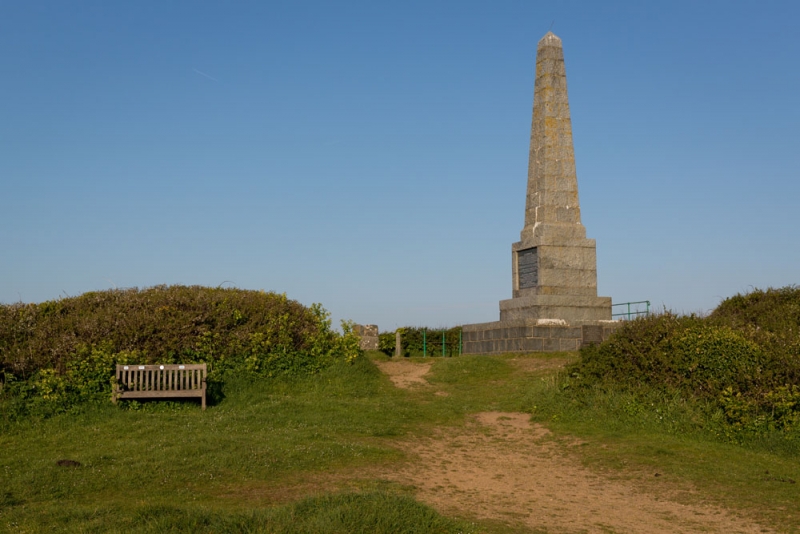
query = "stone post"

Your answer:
(395, 331), (402, 358)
